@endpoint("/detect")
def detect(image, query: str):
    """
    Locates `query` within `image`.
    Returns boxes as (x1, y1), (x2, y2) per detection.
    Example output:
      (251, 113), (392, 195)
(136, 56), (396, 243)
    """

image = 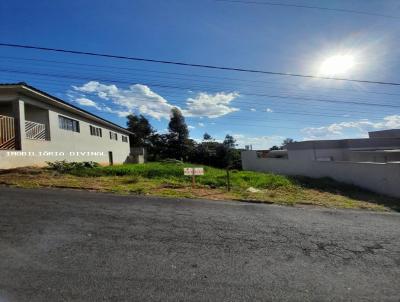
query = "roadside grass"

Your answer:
(70, 163), (295, 190)
(0, 162), (398, 212)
